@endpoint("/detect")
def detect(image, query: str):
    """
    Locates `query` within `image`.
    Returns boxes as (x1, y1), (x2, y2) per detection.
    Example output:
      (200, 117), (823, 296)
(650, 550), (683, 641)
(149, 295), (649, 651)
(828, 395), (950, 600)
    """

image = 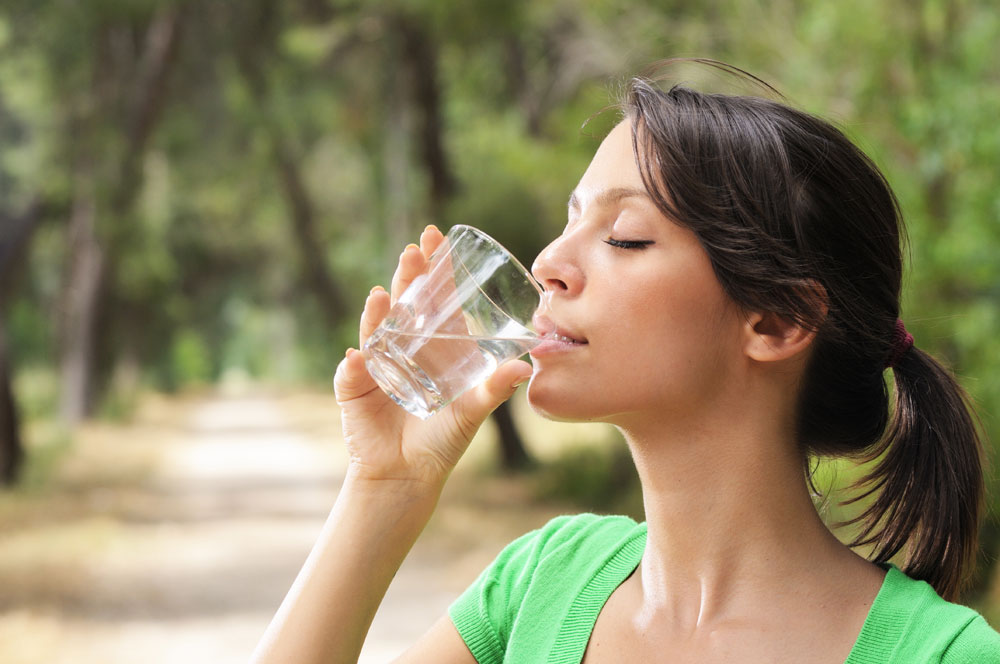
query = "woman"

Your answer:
(251, 62), (1000, 663)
